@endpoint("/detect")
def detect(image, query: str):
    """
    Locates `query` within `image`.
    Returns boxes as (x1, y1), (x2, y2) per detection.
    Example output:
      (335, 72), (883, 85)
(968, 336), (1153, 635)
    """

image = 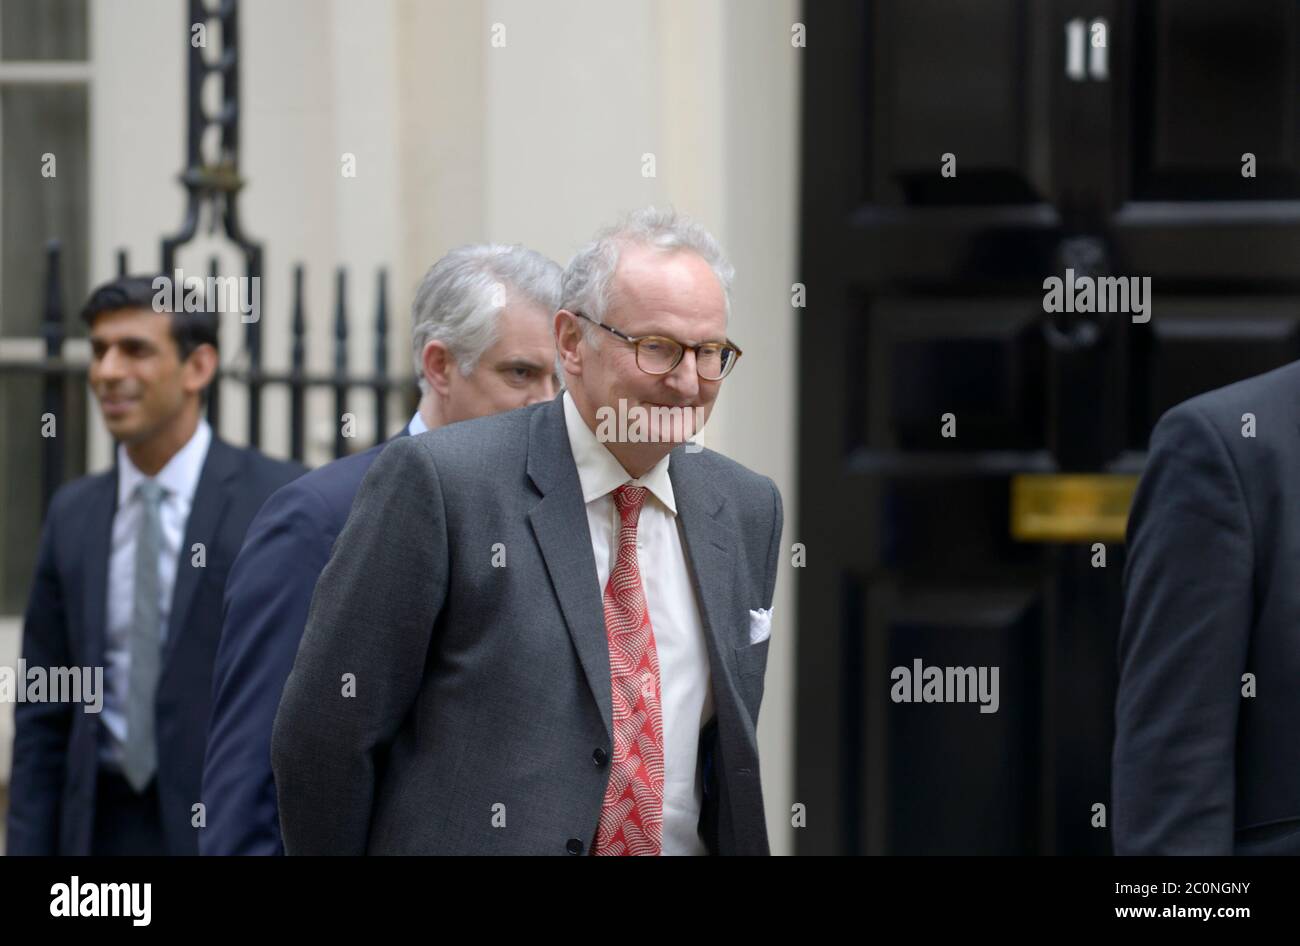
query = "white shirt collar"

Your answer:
(406, 411), (428, 436)
(562, 390), (676, 515)
(117, 418), (213, 507)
